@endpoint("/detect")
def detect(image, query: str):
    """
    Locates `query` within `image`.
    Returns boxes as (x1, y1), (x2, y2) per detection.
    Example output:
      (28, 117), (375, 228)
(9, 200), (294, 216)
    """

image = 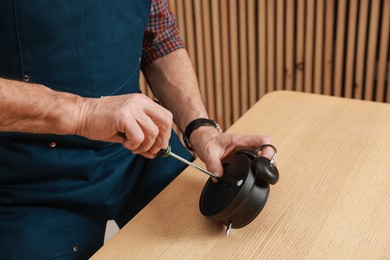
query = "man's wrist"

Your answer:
(183, 118), (222, 151)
